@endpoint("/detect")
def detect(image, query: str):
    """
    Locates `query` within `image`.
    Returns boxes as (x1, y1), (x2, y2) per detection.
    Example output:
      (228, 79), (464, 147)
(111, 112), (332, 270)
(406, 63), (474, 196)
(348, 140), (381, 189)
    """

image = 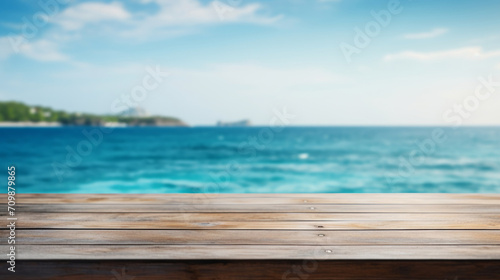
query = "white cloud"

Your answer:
(0, 2), (130, 63)
(50, 0), (280, 39)
(0, 36), (68, 62)
(384, 46), (500, 61)
(149, 0), (276, 24)
(403, 28), (448, 39)
(19, 39), (68, 62)
(52, 2), (131, 30)
(1, 0), (281, 62)
(121, 0), (282, 38)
